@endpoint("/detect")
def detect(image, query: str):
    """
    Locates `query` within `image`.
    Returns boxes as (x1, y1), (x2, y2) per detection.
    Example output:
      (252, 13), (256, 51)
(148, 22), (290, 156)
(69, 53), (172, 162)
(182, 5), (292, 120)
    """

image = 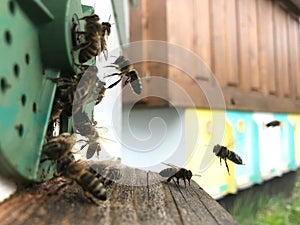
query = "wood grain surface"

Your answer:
(0, 167), (238, 225)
